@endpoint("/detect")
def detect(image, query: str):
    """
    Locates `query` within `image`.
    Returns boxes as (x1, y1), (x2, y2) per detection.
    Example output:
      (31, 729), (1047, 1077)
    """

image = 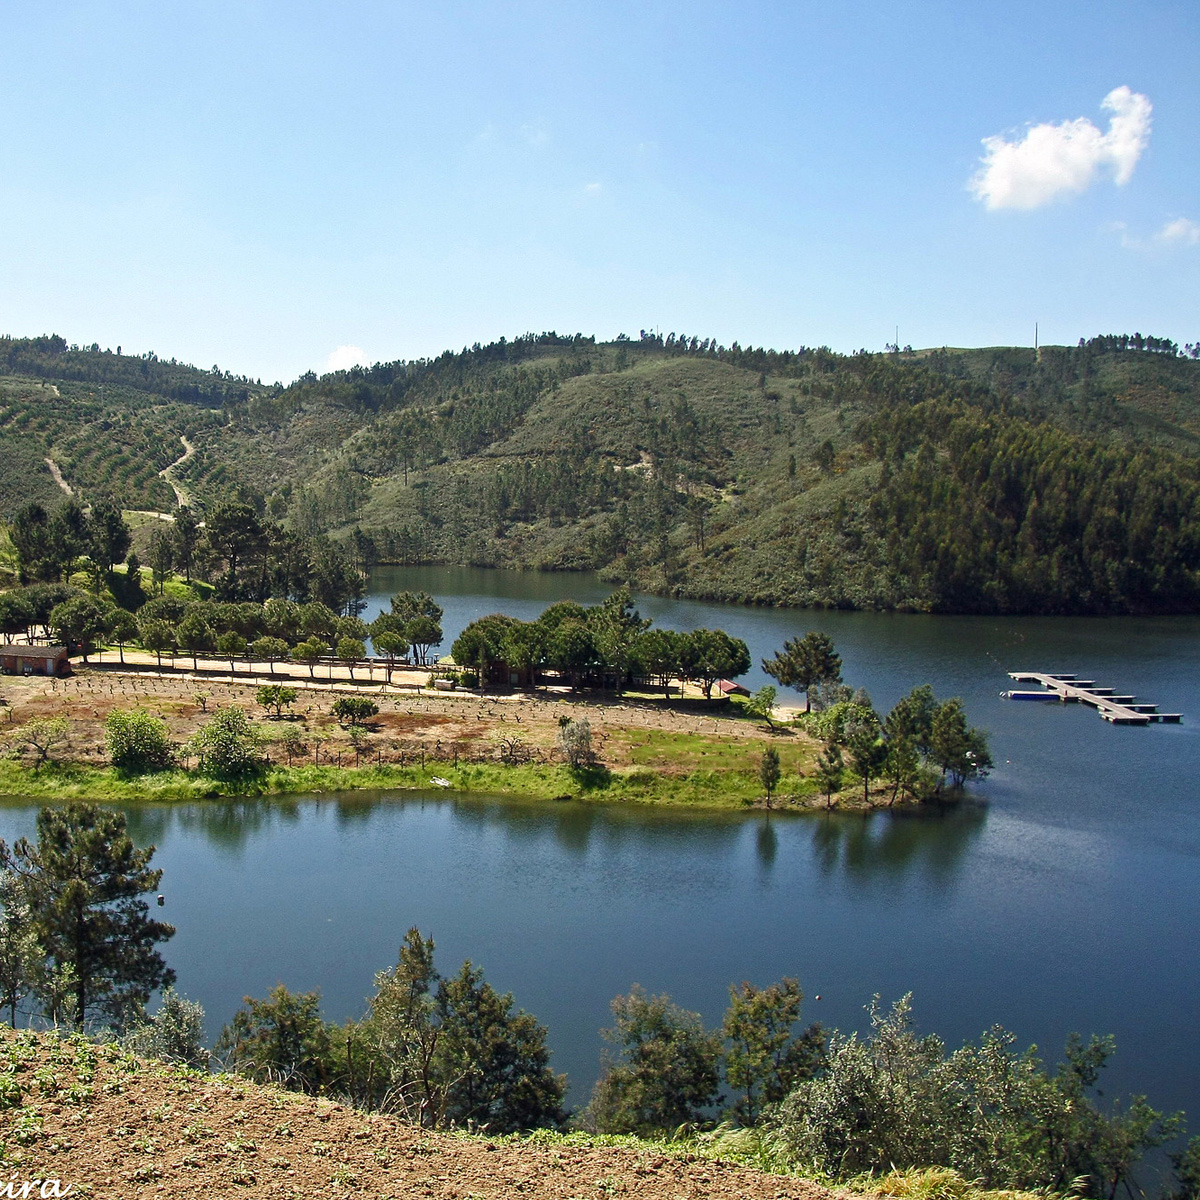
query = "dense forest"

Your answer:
(2, 330), (1200, 615)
